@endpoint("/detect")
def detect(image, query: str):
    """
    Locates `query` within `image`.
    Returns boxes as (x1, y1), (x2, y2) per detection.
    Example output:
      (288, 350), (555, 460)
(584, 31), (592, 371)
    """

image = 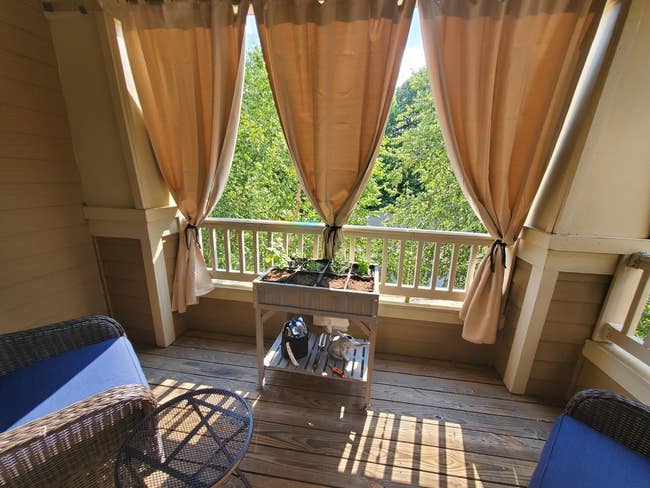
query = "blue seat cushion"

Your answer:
(0, 337), (148, 432)
(530, 414), (650, 488)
